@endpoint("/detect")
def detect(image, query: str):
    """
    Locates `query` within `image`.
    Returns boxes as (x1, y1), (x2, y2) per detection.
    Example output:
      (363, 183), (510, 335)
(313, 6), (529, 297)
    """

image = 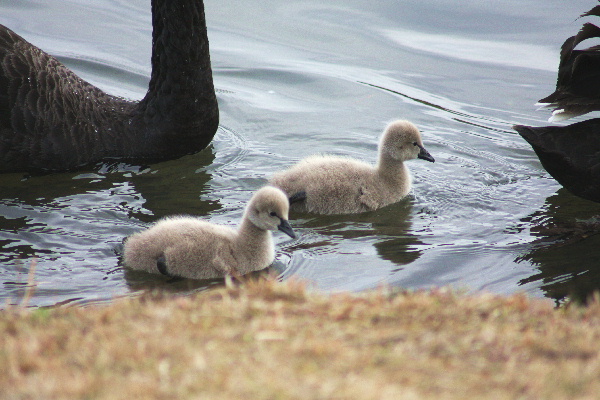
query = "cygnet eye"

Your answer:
(413, 142), (418, 146)
(269, 211), (277, 217)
